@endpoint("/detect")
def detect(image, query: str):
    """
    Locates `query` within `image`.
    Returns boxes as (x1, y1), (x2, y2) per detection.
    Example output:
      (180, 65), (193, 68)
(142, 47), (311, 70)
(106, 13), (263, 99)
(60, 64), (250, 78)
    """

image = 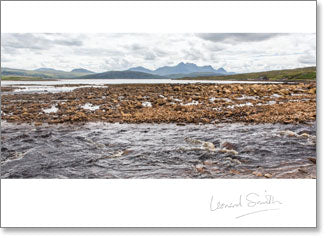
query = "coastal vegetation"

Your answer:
(180, 67), (316, 82)
(1, 75), (47, 81)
